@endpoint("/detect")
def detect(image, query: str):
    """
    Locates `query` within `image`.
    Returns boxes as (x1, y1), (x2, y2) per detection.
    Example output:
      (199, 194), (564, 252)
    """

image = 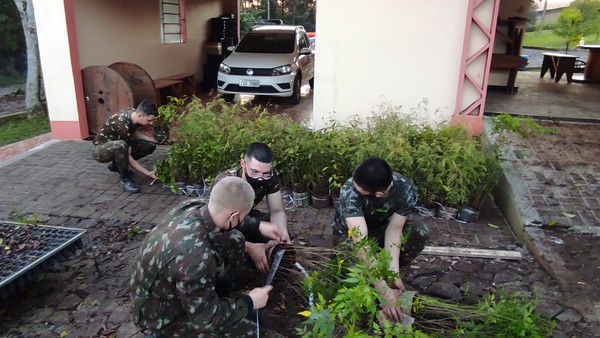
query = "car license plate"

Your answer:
(240, 79), (259, 87)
